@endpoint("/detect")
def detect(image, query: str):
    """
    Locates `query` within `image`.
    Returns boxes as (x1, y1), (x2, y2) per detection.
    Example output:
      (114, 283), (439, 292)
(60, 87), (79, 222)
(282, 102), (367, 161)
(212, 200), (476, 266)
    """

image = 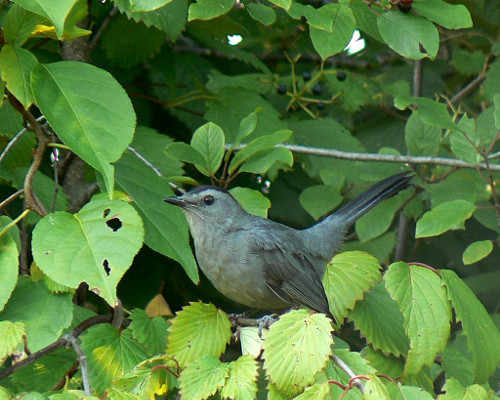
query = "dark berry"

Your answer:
(302, 72), (312, 82)
(316, 102), (325, 110)
(398, 0), (412, 12)
(277, 83), (287, 95)
(312, 83), (323, 95)
(336, 71), (347, 81)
